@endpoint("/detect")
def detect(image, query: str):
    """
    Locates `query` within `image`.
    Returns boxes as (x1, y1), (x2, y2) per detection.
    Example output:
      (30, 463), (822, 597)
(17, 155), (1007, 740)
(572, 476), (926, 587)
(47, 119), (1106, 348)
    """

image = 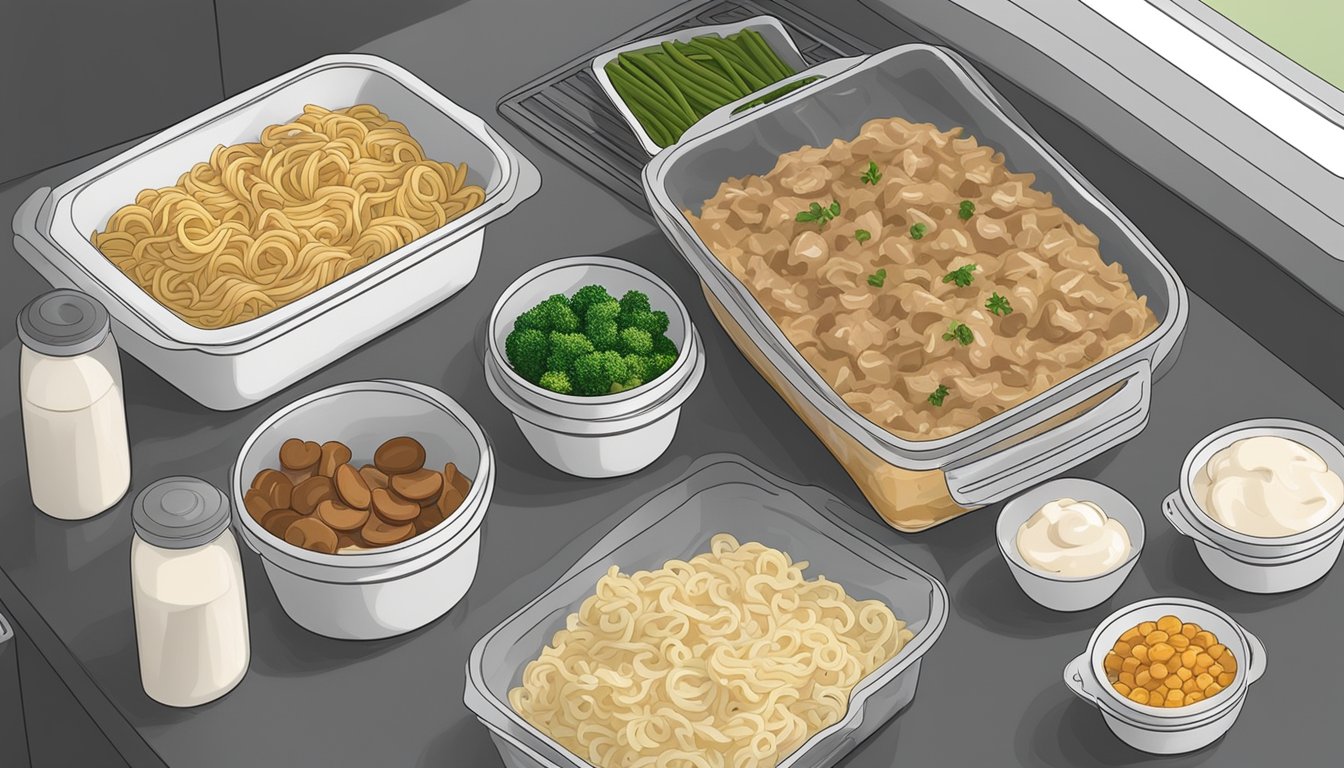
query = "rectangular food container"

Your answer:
(591, 15), (808, 155)
(465, 454), (948, 768)
(12, 54), (540, 411)
(643, 44), (1188, 531)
